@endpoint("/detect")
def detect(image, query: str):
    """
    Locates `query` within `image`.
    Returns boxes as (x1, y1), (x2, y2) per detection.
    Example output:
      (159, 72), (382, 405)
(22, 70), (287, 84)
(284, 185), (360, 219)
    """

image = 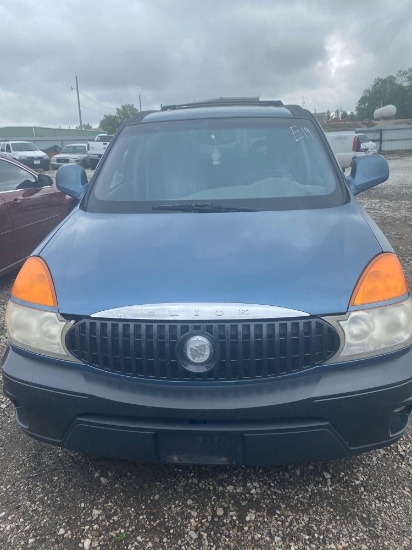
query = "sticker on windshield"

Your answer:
(290, 126), (315, 142)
